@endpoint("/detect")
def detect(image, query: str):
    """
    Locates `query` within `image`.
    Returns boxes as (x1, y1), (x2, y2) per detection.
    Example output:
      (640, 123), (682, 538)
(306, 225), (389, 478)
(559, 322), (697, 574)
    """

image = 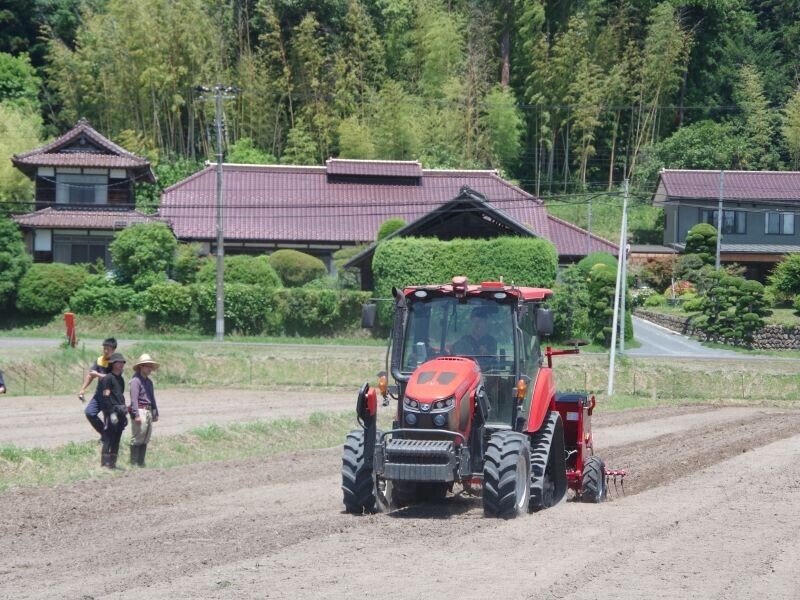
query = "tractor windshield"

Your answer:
(401, 296), (514, 374)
